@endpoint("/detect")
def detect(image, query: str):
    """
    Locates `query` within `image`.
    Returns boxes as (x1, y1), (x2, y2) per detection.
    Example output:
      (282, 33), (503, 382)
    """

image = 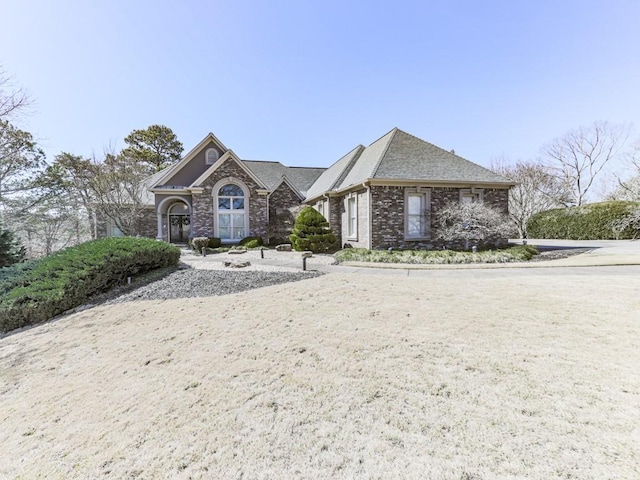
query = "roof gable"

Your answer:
(189, 151), (267, 189)
(242, 160), (325, 196)
(152, 132), (227, 188)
